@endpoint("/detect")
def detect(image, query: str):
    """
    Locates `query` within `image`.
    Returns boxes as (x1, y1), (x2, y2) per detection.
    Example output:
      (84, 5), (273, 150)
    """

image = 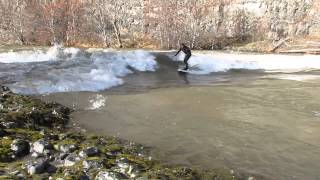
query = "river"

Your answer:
(1, 46), (320, 179)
